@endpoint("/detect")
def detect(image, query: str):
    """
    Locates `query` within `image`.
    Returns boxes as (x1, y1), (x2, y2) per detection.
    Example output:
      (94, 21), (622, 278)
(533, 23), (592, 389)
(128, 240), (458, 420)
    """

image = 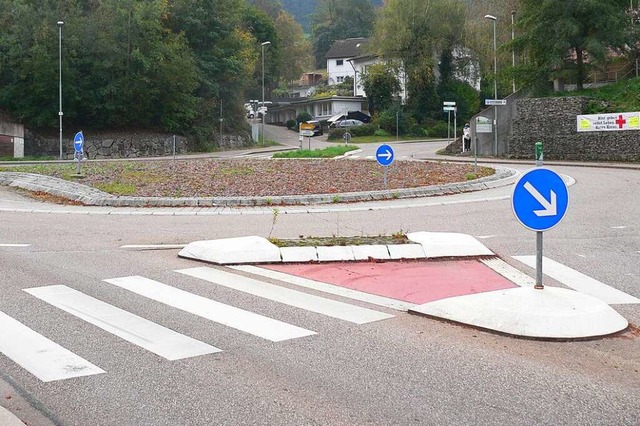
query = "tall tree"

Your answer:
(514, 0), (632, 91)
(247, 0), (283, 18)
(373, 0), (465, 121)
(360, 63), (401, 115)
(311, 0), (376, 68)
(274, 11), (313, 83)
